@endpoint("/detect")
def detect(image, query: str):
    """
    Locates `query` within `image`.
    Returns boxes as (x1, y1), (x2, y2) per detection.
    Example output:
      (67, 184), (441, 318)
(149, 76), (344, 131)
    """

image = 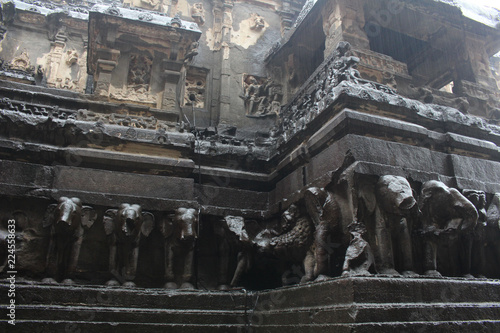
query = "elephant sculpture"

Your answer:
(43, 197), (97, 283)
(216, 215), (255, 289)
(104, 204), (154, 287)
(160, 207), (198, 289)
(359, 175), (418, 276)
(418, 181), (478, 277)
(472, 192), (500, 278)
